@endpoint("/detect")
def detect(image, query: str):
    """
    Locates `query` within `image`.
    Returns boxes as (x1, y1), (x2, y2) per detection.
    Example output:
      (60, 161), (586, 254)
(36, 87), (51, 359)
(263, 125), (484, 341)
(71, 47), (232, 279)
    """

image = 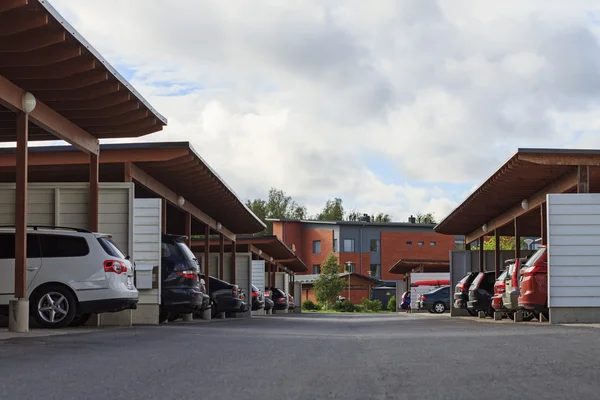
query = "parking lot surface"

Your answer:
(1, 313), (599, 400)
